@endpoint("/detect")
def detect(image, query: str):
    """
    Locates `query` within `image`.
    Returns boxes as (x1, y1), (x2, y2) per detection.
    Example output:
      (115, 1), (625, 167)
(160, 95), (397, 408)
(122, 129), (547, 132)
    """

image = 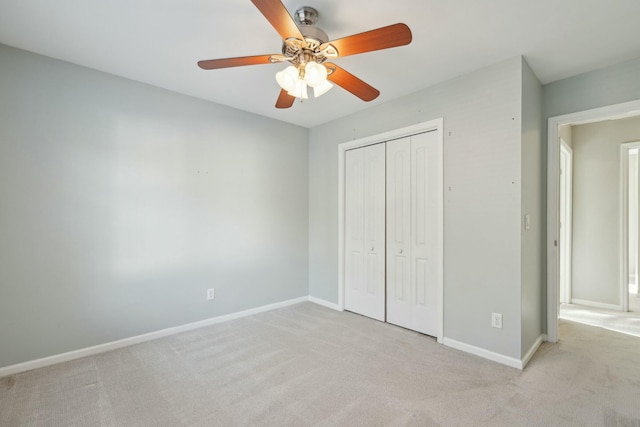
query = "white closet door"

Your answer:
(387, 132), (440, 336)
(386, 137), (412, 328)
(411, 131), (440, 336)
(345, 144), (386, 321)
